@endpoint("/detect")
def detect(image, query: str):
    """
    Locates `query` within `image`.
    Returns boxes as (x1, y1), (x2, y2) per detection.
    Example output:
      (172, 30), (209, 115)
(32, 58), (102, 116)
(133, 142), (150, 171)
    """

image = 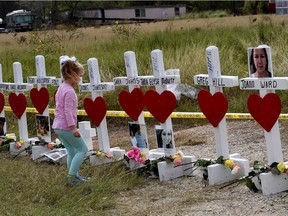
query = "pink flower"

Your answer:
(135, 153), (141, 163)
(139, 157), (147, 164)
(106, 152), (113, 159)
(127, 150), (135, 159)
(47, 143), (54, 150)
(133, 147), (140, 155)
(15, 142), (22, 149)
(231, 165), (240, 175)
(173, 157), (182, 166)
